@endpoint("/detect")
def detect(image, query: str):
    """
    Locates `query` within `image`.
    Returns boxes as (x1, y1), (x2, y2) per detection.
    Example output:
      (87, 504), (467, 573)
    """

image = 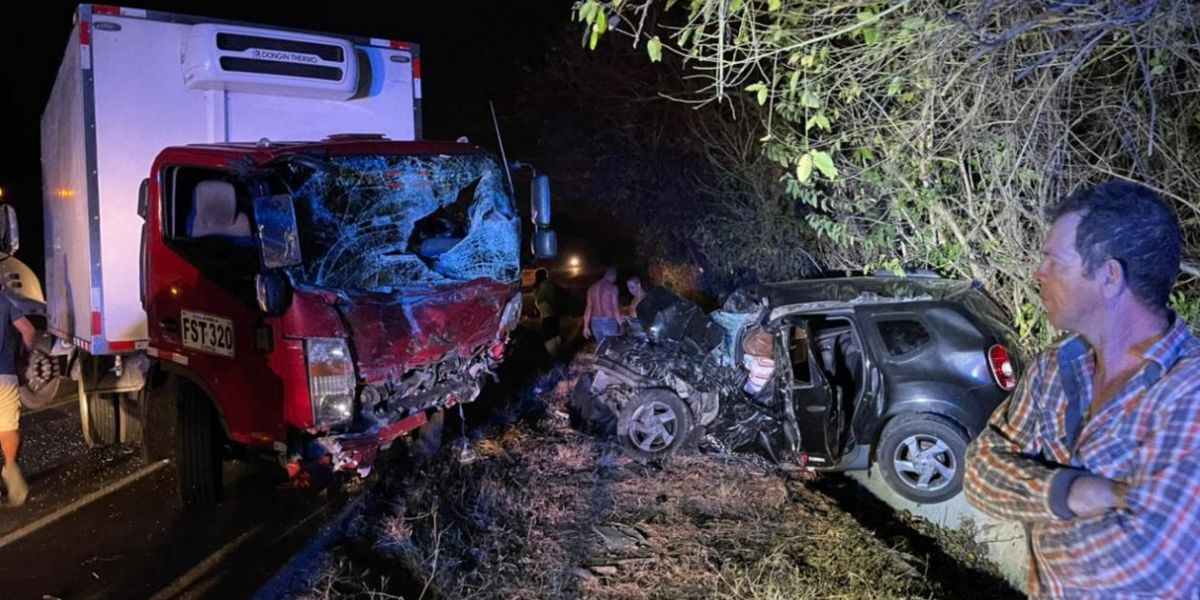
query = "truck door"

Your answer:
(787, 322), (840, 463)
(144, 166), (283, 443)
